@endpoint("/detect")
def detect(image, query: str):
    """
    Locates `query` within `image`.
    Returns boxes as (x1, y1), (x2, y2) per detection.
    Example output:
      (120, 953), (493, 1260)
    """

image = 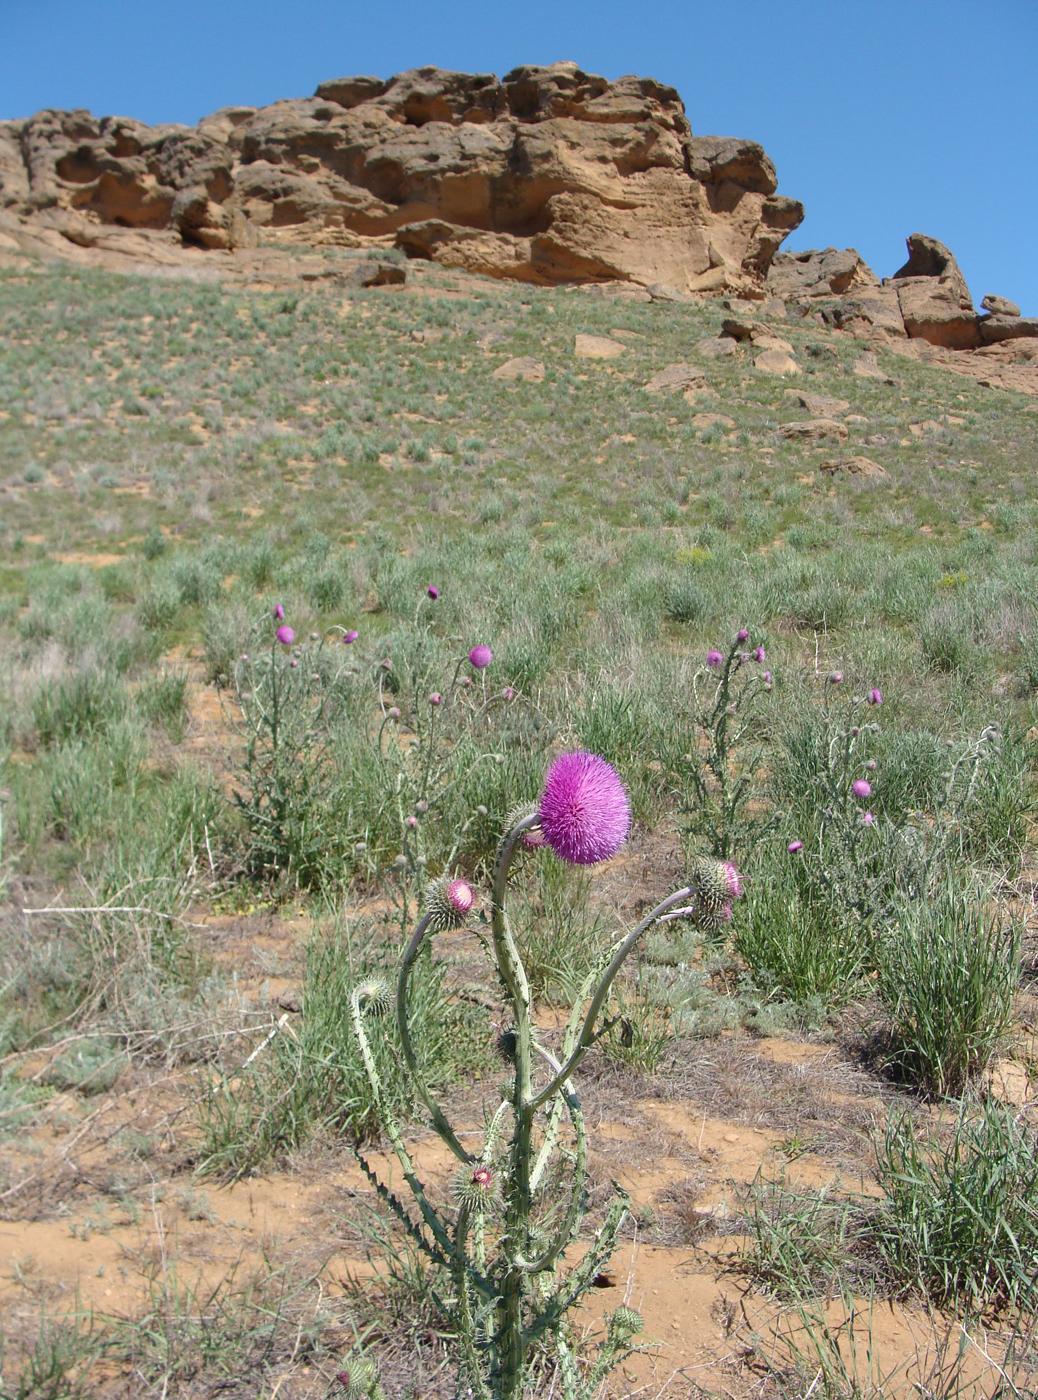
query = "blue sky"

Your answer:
(4, 0), (1037, 311)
